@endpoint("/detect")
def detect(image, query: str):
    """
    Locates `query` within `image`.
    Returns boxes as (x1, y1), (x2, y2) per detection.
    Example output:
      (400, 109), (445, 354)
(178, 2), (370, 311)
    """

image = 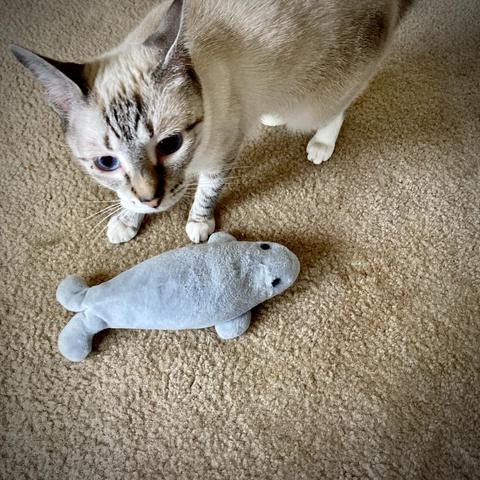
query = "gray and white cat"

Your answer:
(11, 0), (412, 243)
